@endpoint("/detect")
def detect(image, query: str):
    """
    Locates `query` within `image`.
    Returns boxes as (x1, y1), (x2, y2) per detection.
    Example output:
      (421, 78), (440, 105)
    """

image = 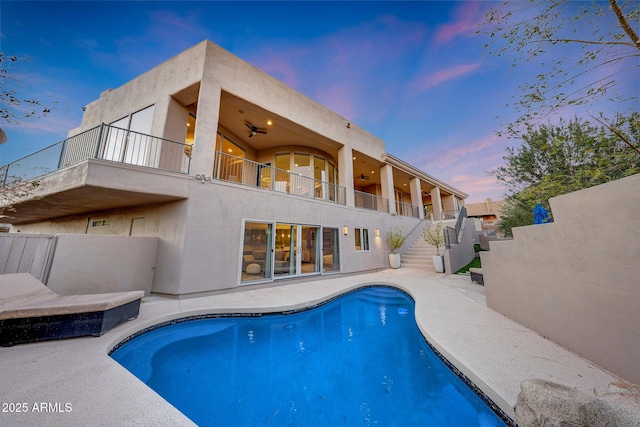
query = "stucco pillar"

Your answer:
(190, 73), (221, 176)
(380, 164), (396, 215)
(431, 186), (442, 220)
(442, 194), (455, 218)
(338, 145), (354, 207)
(409, 177), (424, 219)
